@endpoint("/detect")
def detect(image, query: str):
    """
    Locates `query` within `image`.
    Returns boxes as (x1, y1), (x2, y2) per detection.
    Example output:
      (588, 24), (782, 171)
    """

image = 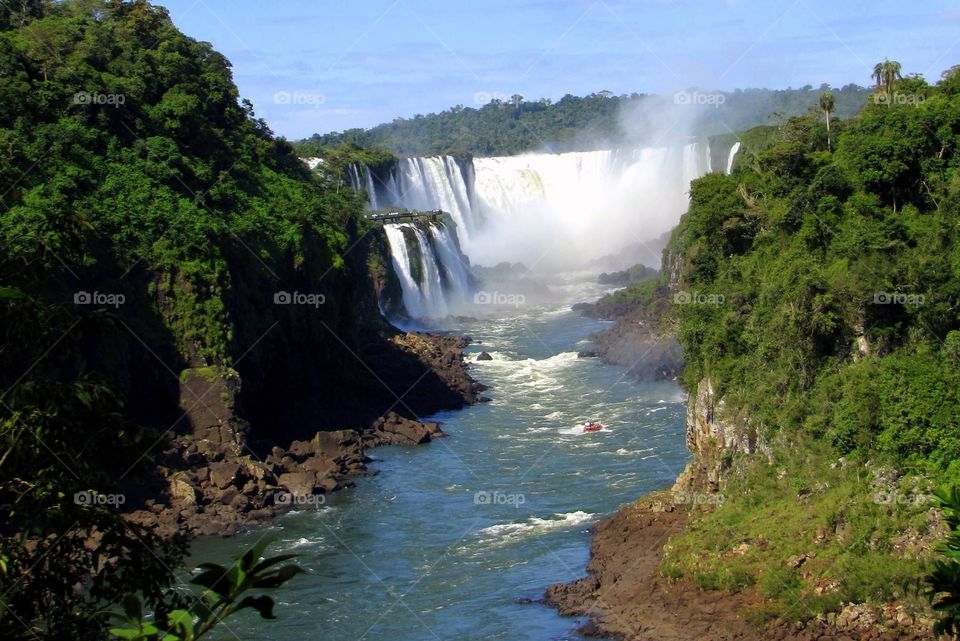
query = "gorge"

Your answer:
(4, 3), (959, 641)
